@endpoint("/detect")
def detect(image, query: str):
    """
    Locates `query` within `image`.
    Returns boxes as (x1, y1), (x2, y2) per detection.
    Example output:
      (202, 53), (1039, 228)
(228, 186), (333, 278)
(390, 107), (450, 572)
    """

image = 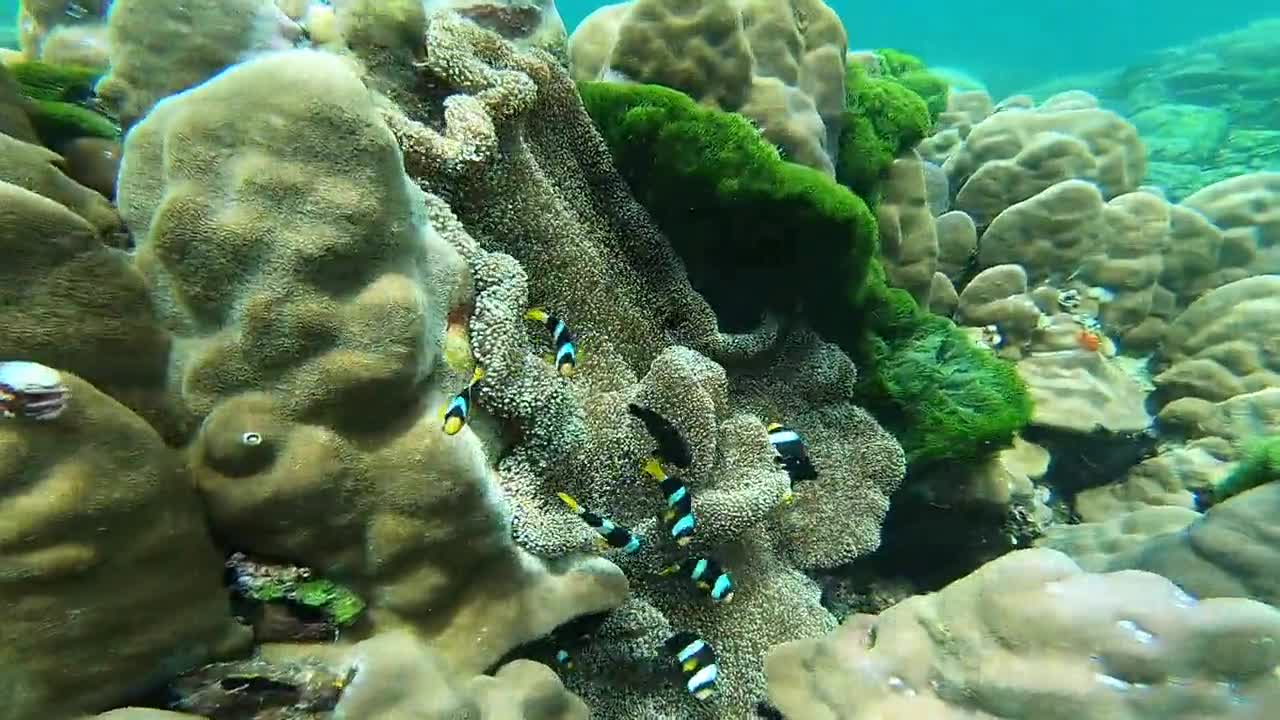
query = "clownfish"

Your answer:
(659, 556), (734, 603)
(628, 402), (693, 468)
(642, 458), (695, 545)
(441, 366), (485, 435)
(526, 308), (577, 377)
(663, 631), (720, 701)
(767, 422), (817, 504)
(556, 492), (643, 554)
